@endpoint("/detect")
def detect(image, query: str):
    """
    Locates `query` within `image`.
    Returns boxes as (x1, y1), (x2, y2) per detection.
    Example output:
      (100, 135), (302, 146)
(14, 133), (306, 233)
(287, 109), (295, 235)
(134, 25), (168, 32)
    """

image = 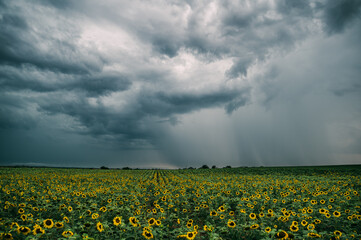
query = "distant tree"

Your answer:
(224, 166), (232, 168)
(122, 167), (131, 170)
(200, 165), (209, 169)
(100, 166), (109, 169)
(188, 167), (194, 169)
(212, 165), (216, 169)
